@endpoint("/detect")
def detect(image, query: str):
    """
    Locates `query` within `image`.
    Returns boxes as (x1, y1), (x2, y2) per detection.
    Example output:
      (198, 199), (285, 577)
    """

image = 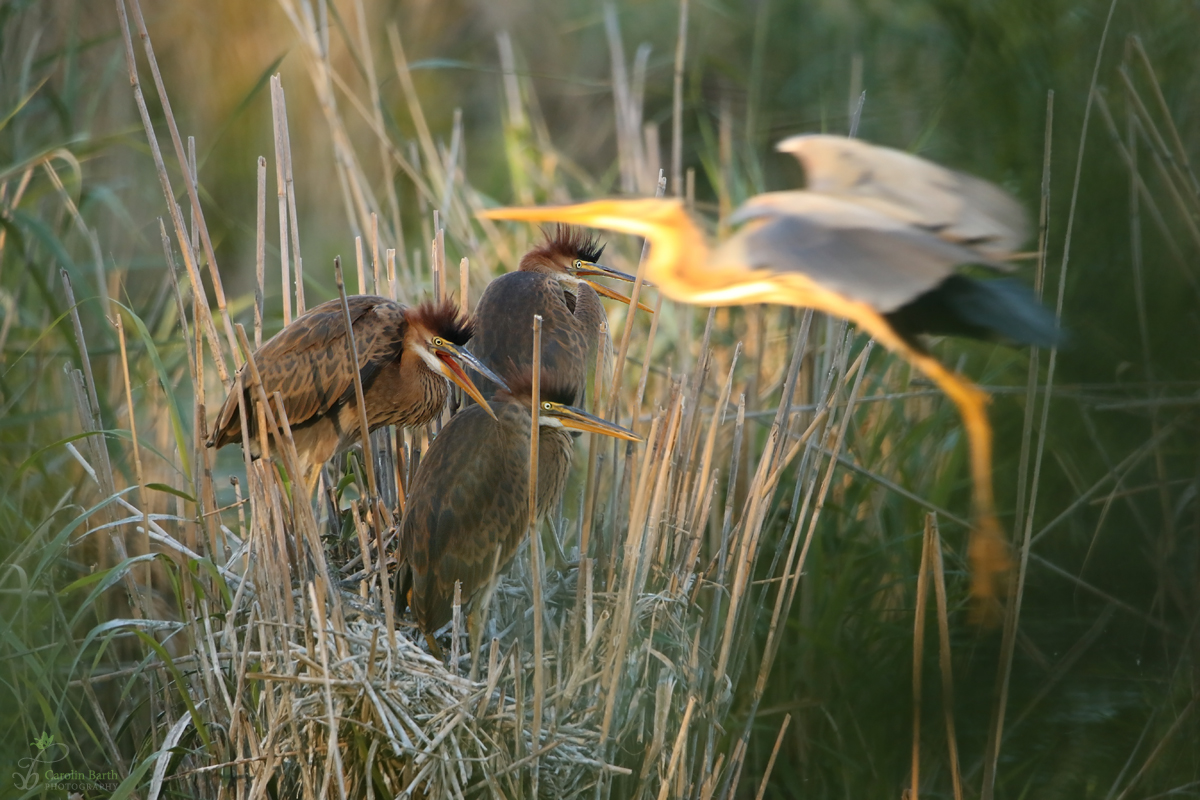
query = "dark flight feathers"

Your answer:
(885, 275), (1062, 349)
